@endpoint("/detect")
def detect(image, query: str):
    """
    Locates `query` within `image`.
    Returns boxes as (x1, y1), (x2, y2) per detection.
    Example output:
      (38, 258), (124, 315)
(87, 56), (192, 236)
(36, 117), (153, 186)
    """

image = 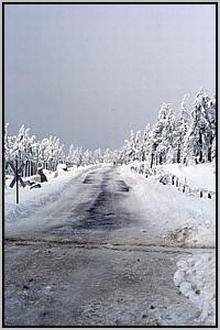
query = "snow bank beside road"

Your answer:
(120, 164), (215, 326)
(156, 163), (215, 191)
(129, 162), (215, 195)
(5, 165), (94, 224)
(120, 164), (215, 248)
(174, 253), (215, 325)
